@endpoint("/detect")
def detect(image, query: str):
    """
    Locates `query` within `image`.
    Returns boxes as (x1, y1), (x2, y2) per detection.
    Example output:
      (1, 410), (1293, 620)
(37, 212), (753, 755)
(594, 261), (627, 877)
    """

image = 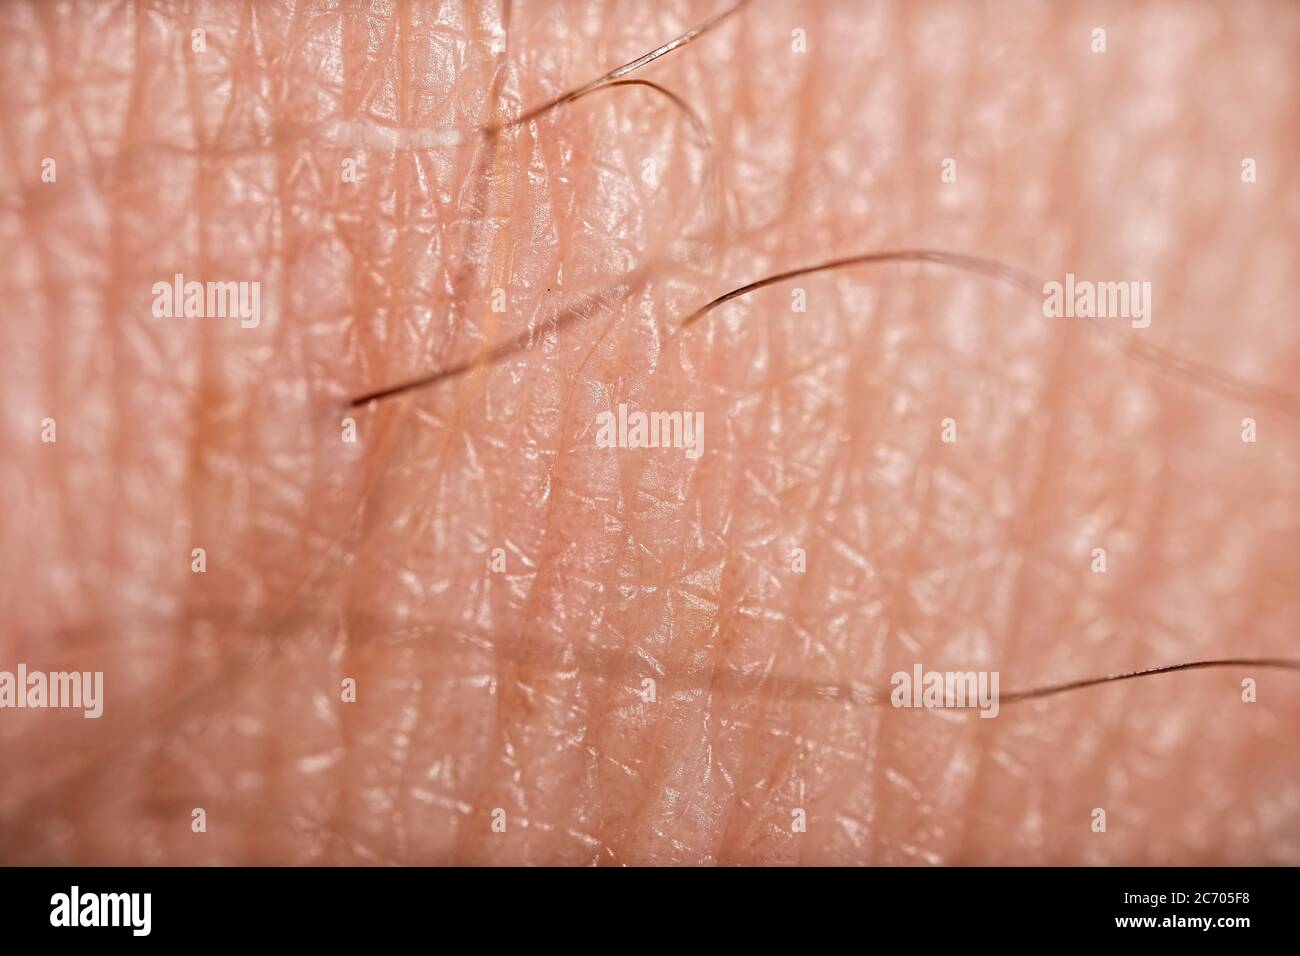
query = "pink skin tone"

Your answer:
(1, 0), (1298, 864)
